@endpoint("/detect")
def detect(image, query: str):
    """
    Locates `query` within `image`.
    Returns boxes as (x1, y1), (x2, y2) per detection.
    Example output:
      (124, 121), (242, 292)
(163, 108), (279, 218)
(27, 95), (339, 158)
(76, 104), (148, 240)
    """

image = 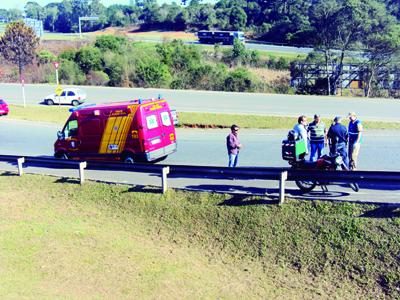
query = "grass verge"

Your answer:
(0, 173), (399, 298)
(7, 104), (400, 130)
